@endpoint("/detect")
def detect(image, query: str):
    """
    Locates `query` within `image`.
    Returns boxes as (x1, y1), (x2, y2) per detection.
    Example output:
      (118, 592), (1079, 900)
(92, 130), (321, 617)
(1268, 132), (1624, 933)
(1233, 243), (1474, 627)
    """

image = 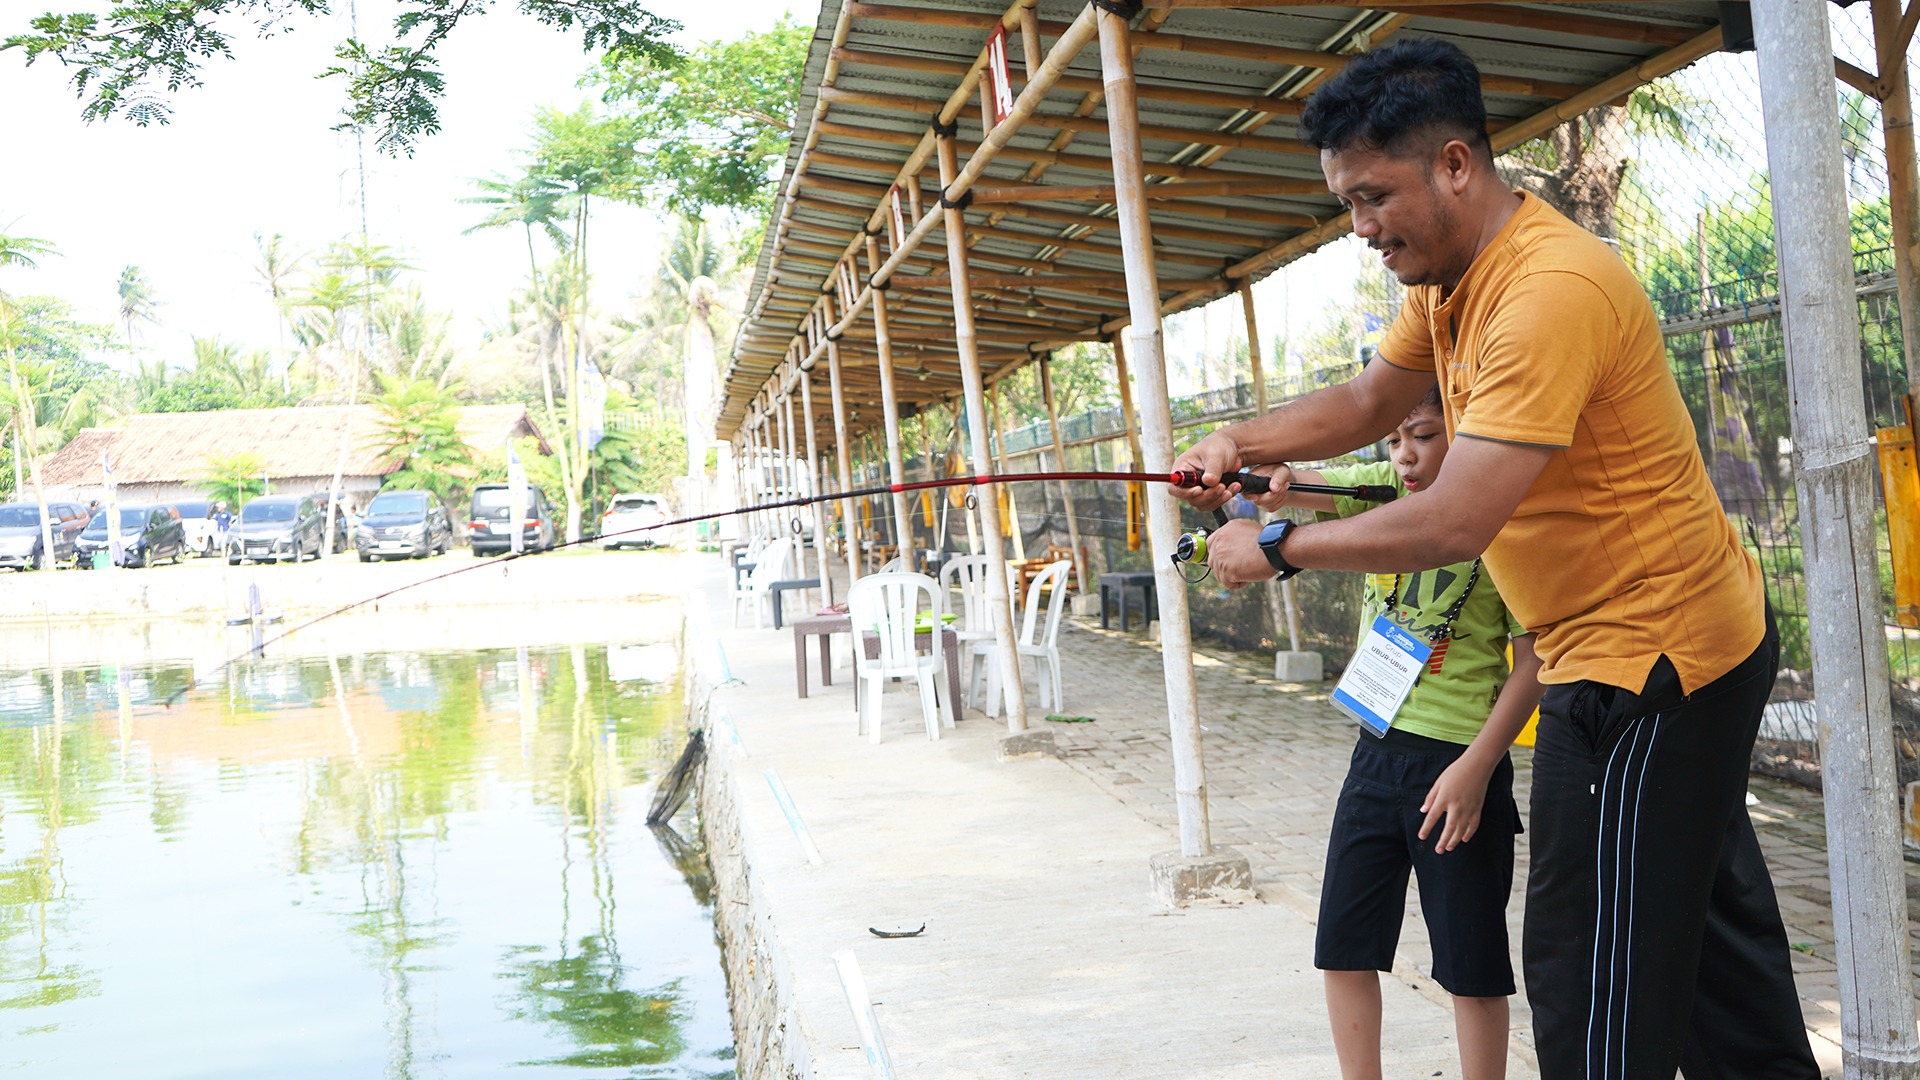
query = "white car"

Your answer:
(600, 493), (671, 549)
